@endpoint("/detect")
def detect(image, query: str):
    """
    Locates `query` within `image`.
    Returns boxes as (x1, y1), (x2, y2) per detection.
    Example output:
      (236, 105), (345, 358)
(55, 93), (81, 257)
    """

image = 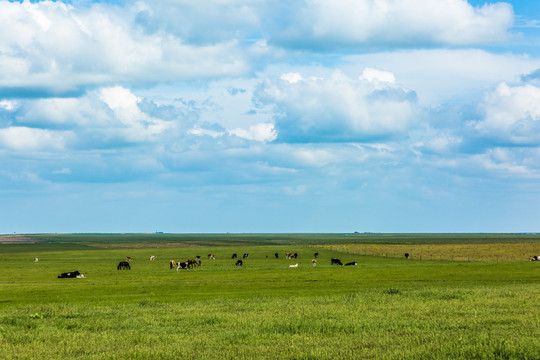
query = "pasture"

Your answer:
(0, 234), (539, 359)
